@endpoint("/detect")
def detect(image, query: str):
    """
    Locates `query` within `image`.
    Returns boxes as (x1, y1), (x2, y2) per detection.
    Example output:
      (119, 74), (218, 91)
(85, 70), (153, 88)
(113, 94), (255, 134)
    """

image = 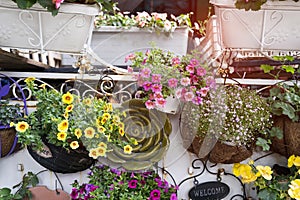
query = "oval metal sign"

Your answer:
(189, 181), (230, 200)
